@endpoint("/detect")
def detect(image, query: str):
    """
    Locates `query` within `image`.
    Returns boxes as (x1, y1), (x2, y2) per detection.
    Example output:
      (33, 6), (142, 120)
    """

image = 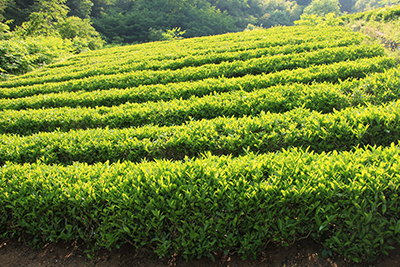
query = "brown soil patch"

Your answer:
(1, 238), (400, 267)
